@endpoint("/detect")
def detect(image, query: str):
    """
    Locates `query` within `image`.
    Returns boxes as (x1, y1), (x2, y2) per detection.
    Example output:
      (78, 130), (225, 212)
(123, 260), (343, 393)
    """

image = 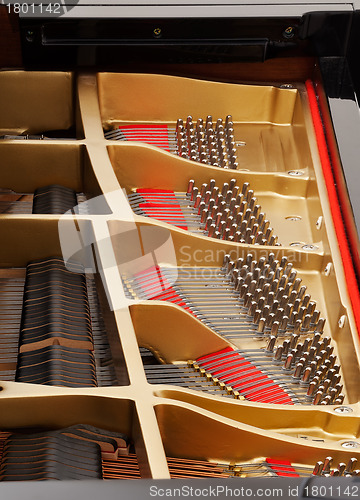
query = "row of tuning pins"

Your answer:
(221, 254), (344, 405)
(313, 457), (360, 476)
(222, 253), (323, 337)
(265, 332), (344, 405)
(187, 178), (279, 245)
(176, 115), (238, 169)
